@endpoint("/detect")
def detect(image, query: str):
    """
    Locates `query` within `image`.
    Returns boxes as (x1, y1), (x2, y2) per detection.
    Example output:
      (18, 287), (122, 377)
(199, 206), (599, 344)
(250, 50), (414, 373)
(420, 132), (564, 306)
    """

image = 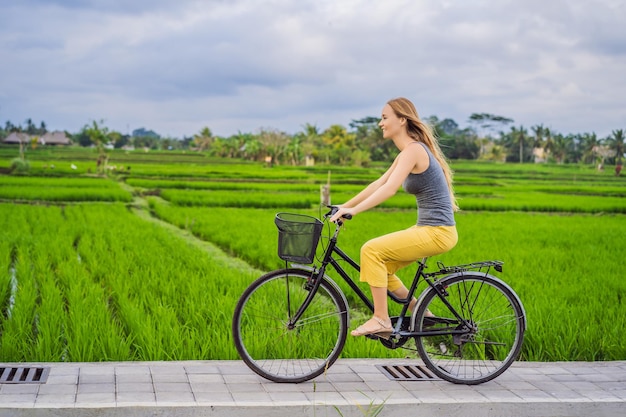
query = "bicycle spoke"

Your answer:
(414, 274), (525, 384)
(291, 310), (346, 328)
(233, 270), (348, 383)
